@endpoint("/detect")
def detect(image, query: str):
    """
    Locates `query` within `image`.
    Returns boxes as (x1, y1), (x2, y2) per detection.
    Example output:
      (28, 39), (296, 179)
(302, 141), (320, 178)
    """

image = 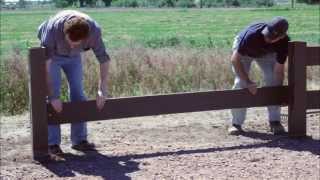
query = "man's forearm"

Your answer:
(273, 62), (285, 86)
(98, 61), (109, 96)
(231, 51), (251, 85)
(232, 60), (250, 82)
(274, 71), (284, 85)
(45, 59), (54, 98)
